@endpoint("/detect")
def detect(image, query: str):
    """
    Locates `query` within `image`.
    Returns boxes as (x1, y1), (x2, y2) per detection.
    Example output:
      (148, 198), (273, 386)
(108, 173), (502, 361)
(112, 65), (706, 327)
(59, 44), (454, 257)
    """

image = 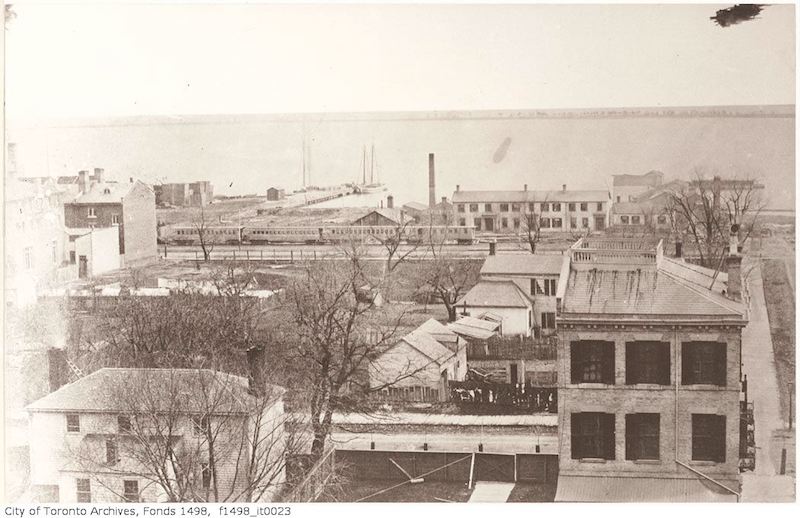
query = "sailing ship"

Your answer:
(354, 144), (387, 194)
